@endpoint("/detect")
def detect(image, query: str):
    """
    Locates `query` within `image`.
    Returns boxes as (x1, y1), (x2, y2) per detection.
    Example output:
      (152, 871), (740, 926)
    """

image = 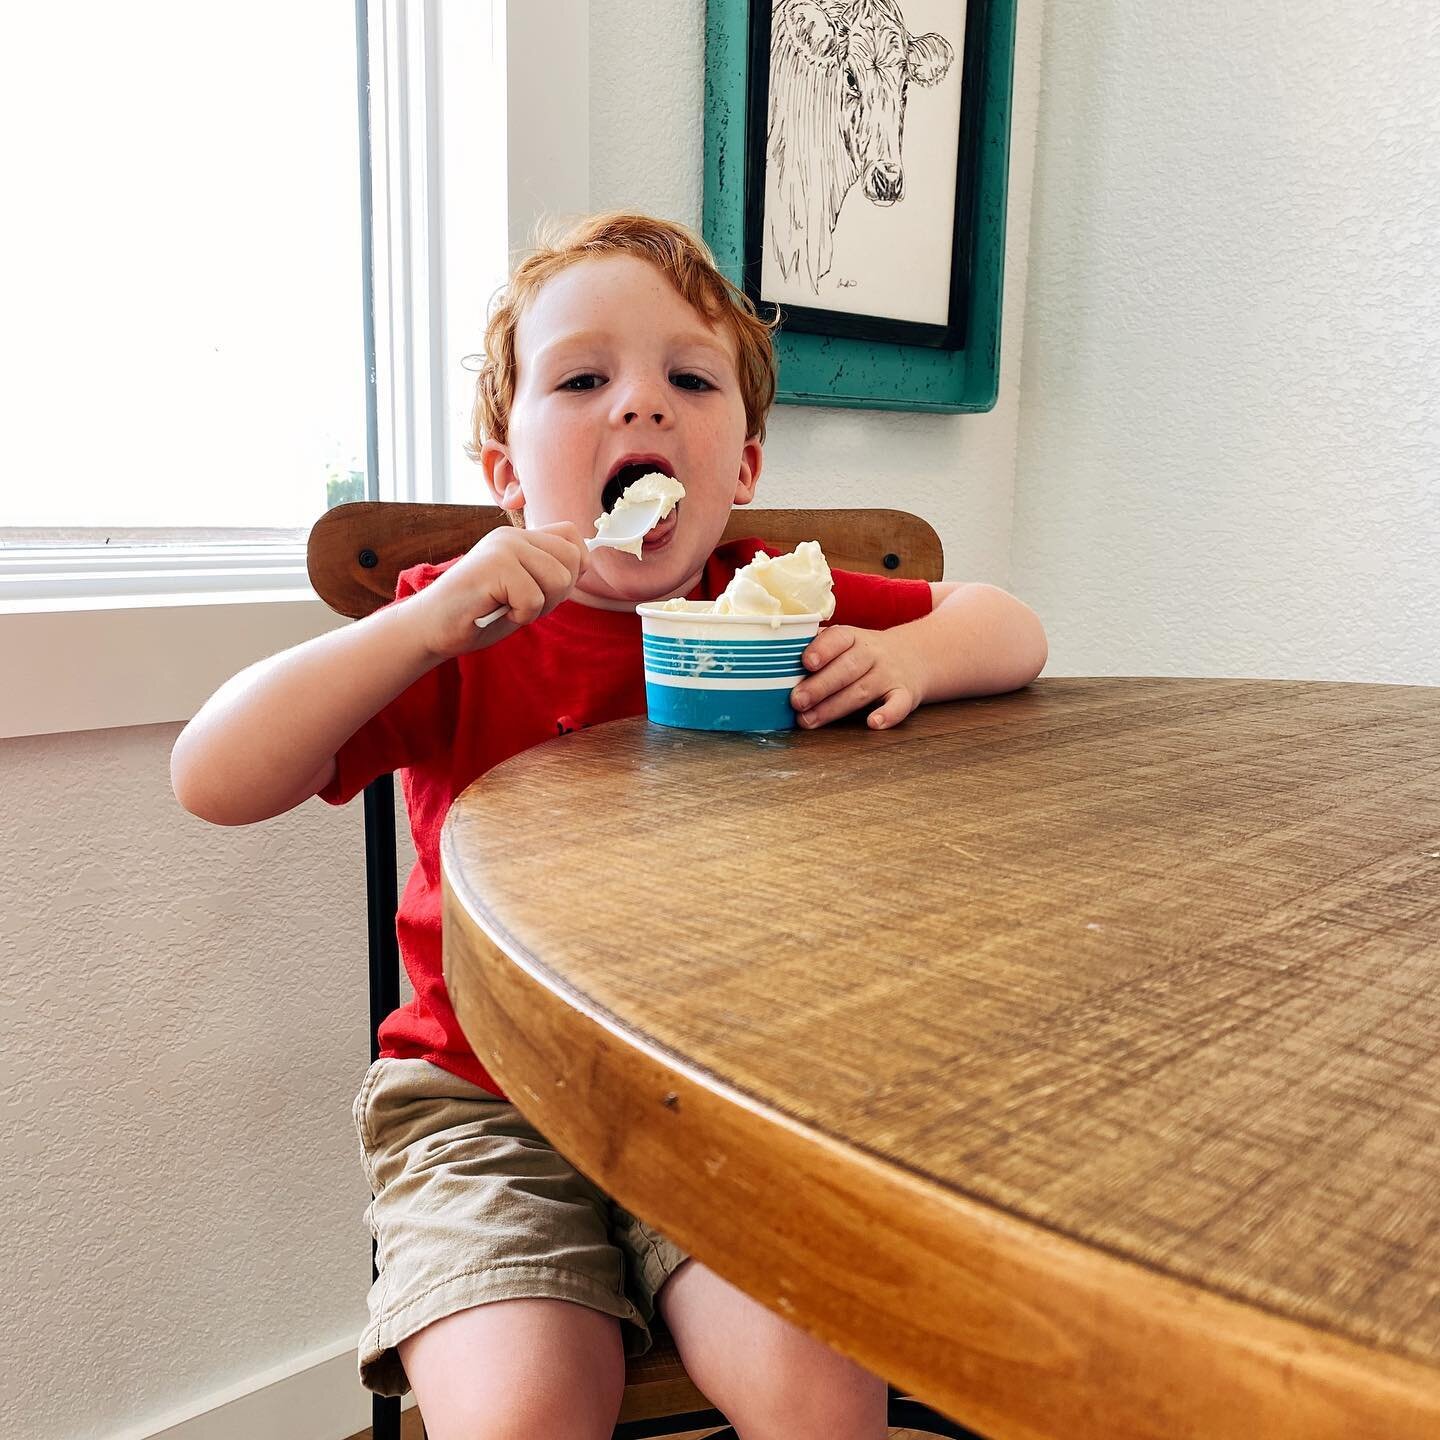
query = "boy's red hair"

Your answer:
(471, 212), (778, 457)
